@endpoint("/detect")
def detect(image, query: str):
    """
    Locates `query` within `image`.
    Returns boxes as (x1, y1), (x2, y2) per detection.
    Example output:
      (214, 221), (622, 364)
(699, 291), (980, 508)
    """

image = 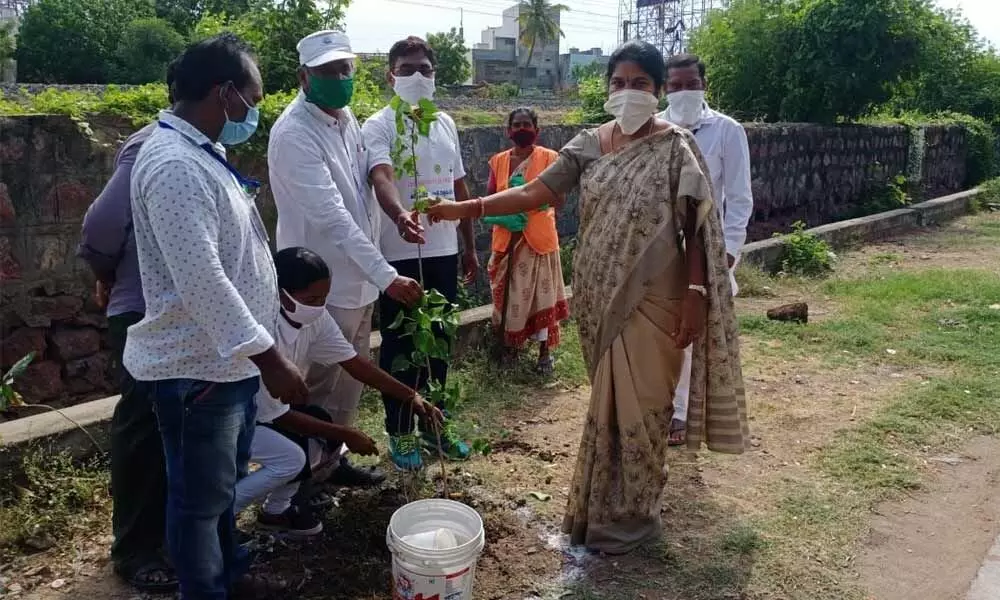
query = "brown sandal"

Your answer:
(668, 418), (686, 446)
